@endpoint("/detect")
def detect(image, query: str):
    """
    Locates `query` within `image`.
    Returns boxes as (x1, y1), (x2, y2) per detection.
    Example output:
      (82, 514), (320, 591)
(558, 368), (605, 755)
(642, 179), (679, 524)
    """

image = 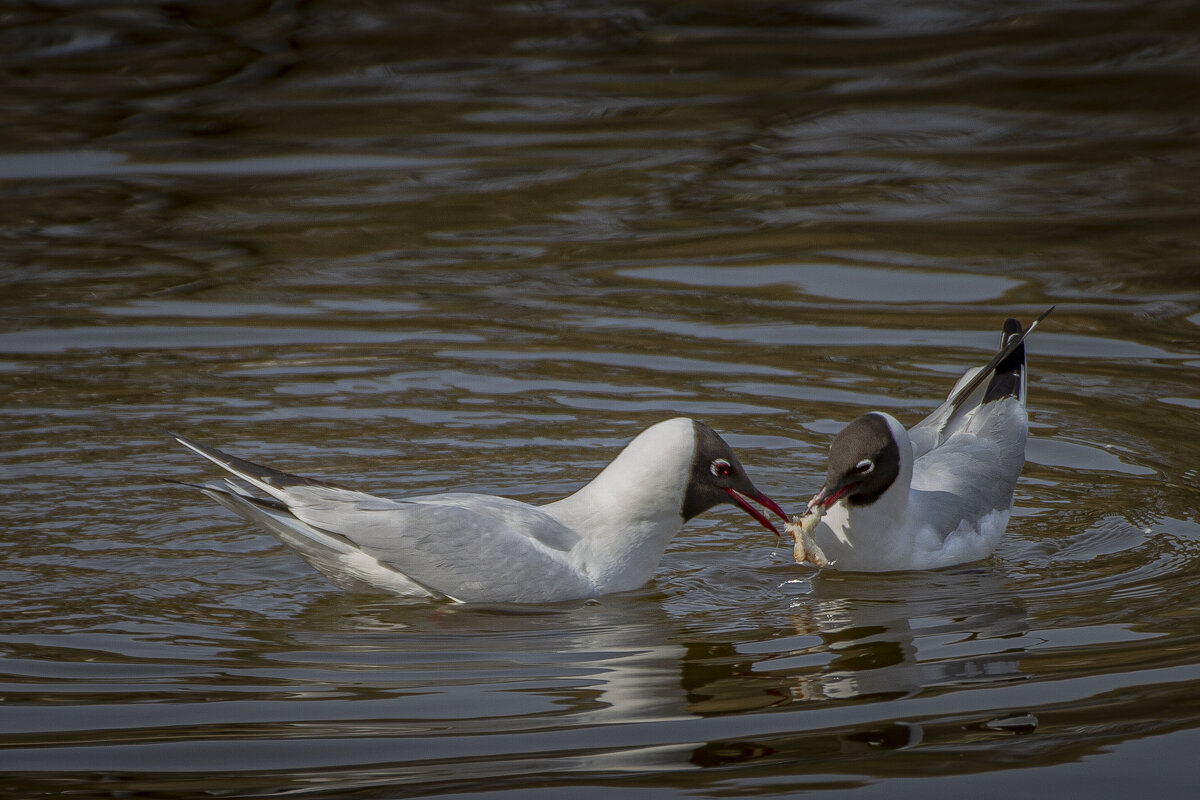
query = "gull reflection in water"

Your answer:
(781, 566), (1031, 704)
